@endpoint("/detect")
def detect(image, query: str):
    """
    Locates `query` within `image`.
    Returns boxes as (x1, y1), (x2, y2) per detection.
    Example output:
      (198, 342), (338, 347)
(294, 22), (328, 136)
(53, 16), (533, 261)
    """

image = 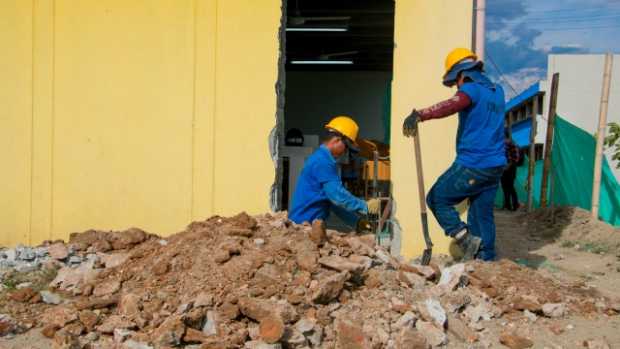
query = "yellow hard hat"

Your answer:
(325, 116), (359, 144)
(444, 48), (478, 75)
